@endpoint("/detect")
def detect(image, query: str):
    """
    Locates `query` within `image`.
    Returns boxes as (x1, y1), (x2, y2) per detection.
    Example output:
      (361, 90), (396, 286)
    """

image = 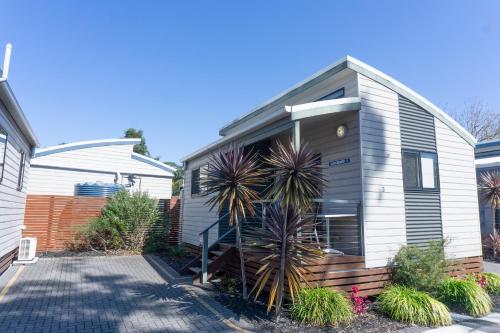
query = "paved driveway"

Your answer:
(0, 256), (250, 333)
